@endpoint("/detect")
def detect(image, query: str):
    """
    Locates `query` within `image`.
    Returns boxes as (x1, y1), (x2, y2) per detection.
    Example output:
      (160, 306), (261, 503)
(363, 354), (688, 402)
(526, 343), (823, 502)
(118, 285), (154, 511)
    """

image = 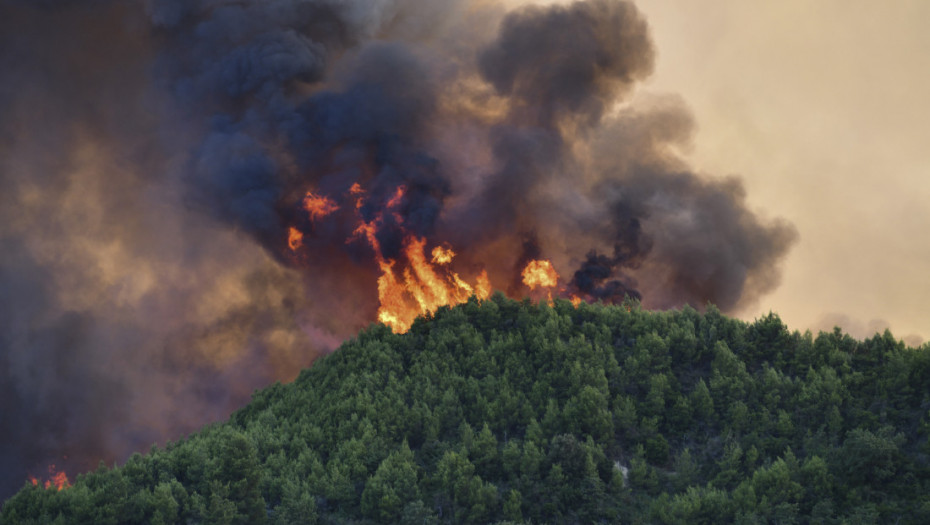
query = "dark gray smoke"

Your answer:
(0, 0), (796, 500)
(478, 0), (653, 127)
(0, 0), (327, 499)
